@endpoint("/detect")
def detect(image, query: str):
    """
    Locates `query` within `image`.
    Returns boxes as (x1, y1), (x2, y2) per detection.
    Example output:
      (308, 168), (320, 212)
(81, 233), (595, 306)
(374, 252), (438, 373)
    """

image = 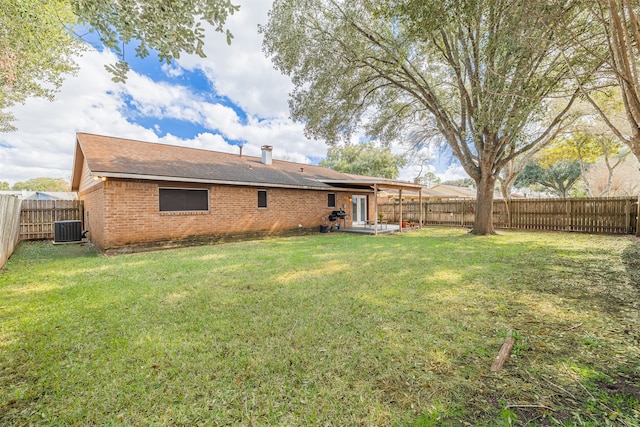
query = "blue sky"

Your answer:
(0, 0), (465, 186)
